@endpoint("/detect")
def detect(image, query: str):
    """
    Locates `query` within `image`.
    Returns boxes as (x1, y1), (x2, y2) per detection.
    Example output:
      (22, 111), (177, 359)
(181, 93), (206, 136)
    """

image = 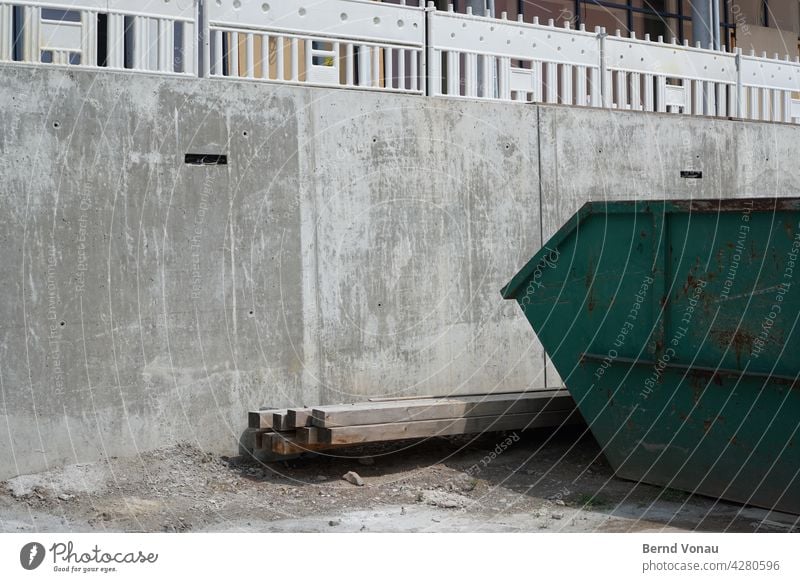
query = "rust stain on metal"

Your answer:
(711, 328), (755, 368)
(671, 198), (796, 213)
